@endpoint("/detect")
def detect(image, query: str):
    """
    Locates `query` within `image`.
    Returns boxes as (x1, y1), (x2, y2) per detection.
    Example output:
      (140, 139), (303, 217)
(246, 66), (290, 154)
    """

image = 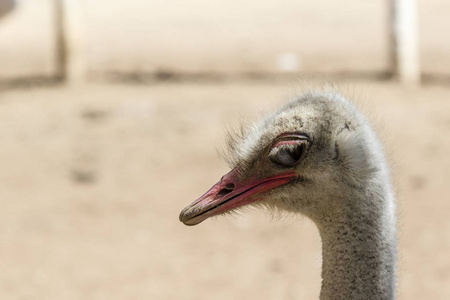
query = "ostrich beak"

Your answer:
(179, 168), (297, 226)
